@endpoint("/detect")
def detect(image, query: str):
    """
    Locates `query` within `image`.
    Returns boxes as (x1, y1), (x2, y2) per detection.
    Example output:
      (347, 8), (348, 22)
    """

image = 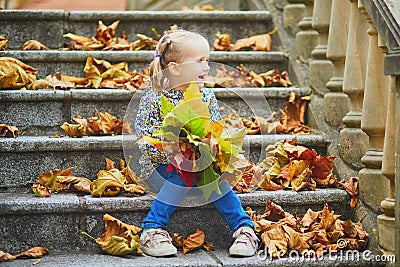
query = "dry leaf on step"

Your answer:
(21, 40), (49, 50)
(183, 227), (205, 255)
(84, 214), (144, 256)
(15, 247), (49, 259)
(0, 124), (19, 138)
